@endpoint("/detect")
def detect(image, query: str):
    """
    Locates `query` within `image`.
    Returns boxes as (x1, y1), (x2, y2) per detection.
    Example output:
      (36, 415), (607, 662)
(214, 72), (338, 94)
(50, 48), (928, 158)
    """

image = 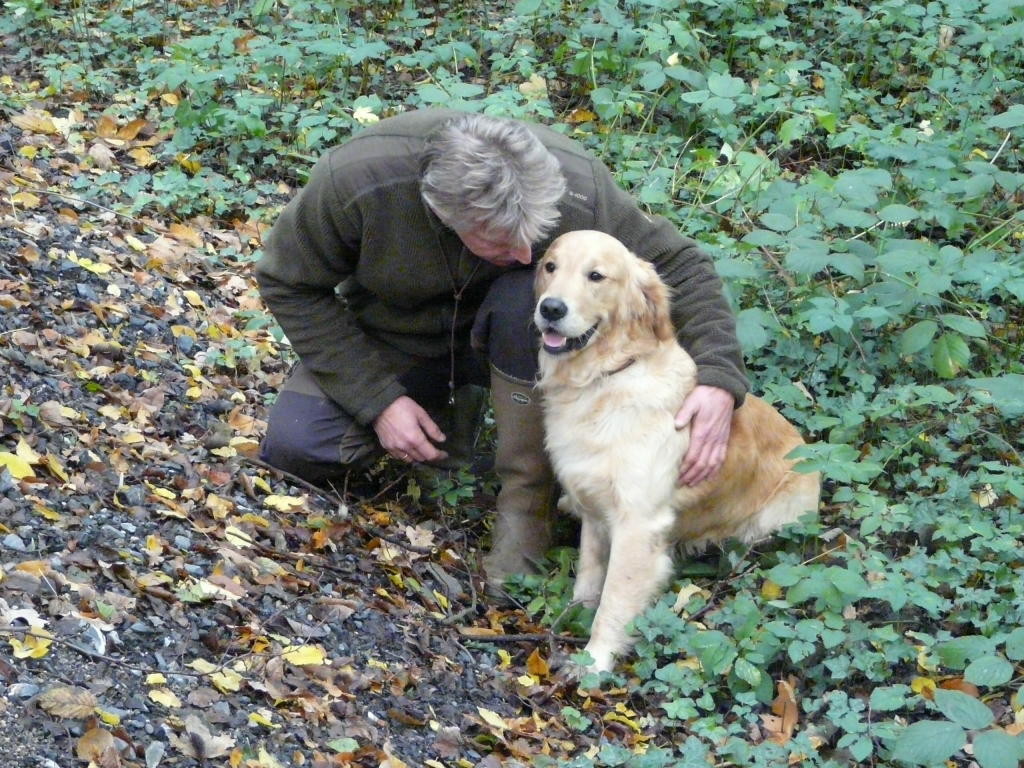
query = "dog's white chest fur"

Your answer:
(541, 349), (695, 526)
